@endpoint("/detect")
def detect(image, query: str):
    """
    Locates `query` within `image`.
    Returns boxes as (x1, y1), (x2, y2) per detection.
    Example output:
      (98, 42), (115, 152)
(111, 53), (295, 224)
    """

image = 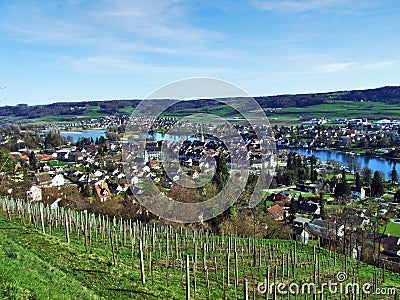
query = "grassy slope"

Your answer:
(0, 233), (99, 299)
(380, 222), (400, 237)
(271, 100), (400, 124)
(0, 214), (173, 299)
(1, 209), (400, 299)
